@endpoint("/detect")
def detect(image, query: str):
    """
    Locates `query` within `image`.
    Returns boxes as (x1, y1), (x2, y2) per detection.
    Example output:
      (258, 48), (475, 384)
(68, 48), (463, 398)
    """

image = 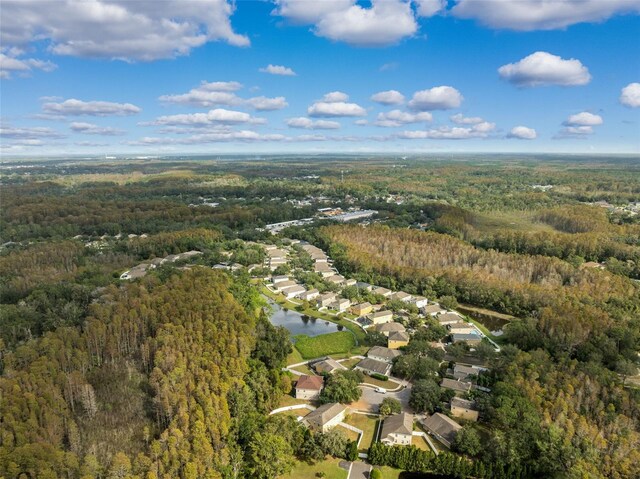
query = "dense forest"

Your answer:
(1, 155), (639, 478)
